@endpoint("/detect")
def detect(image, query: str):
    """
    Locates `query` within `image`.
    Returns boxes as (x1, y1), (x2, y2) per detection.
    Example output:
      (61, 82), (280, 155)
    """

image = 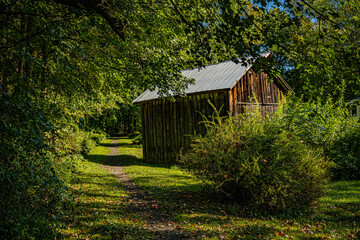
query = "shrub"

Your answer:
(0, 94), (68, 239)
(81, 134), (97, 154)
(179, 105), (330, 212)
(284, 97), (360, 180)
(128, 131), (142, 145)
(80, 130), (107, 154)
(89, 130), (107, 144)
(284, 98), (357, 151)
(328, 125), (360, 180)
